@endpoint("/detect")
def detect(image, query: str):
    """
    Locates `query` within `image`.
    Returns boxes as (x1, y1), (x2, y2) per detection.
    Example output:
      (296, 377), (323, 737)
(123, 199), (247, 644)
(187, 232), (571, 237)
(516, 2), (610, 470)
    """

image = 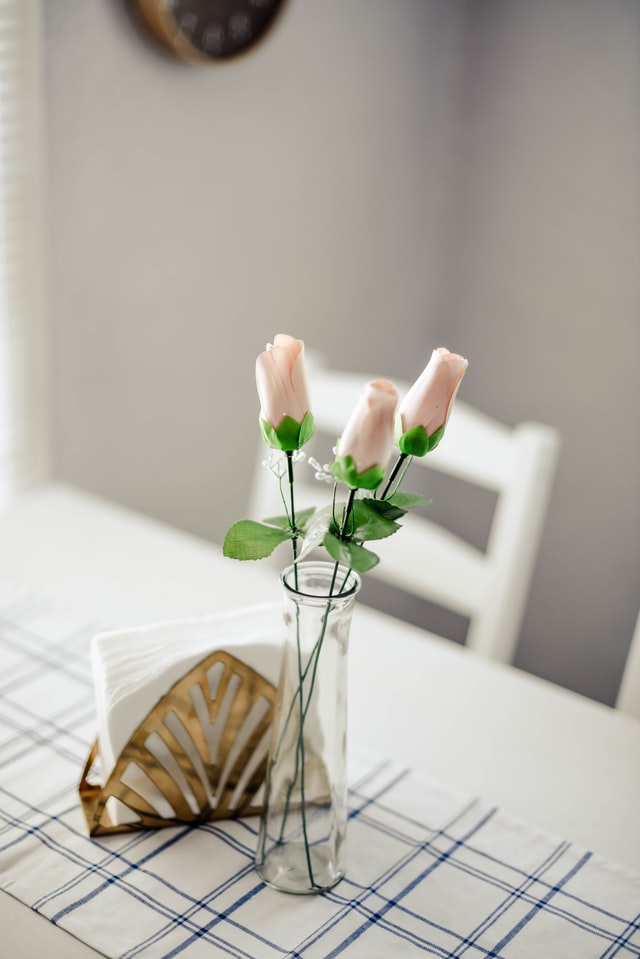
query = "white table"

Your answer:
(1, 483), (639, 959)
